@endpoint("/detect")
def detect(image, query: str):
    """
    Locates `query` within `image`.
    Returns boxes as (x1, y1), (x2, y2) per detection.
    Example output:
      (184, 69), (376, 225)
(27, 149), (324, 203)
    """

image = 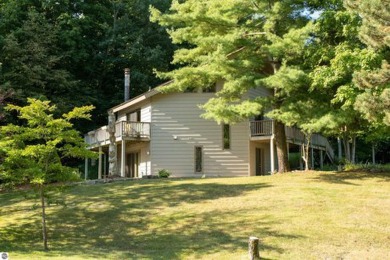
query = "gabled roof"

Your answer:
(109, 47), (248, 113)
(110, 80), (172, 113)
